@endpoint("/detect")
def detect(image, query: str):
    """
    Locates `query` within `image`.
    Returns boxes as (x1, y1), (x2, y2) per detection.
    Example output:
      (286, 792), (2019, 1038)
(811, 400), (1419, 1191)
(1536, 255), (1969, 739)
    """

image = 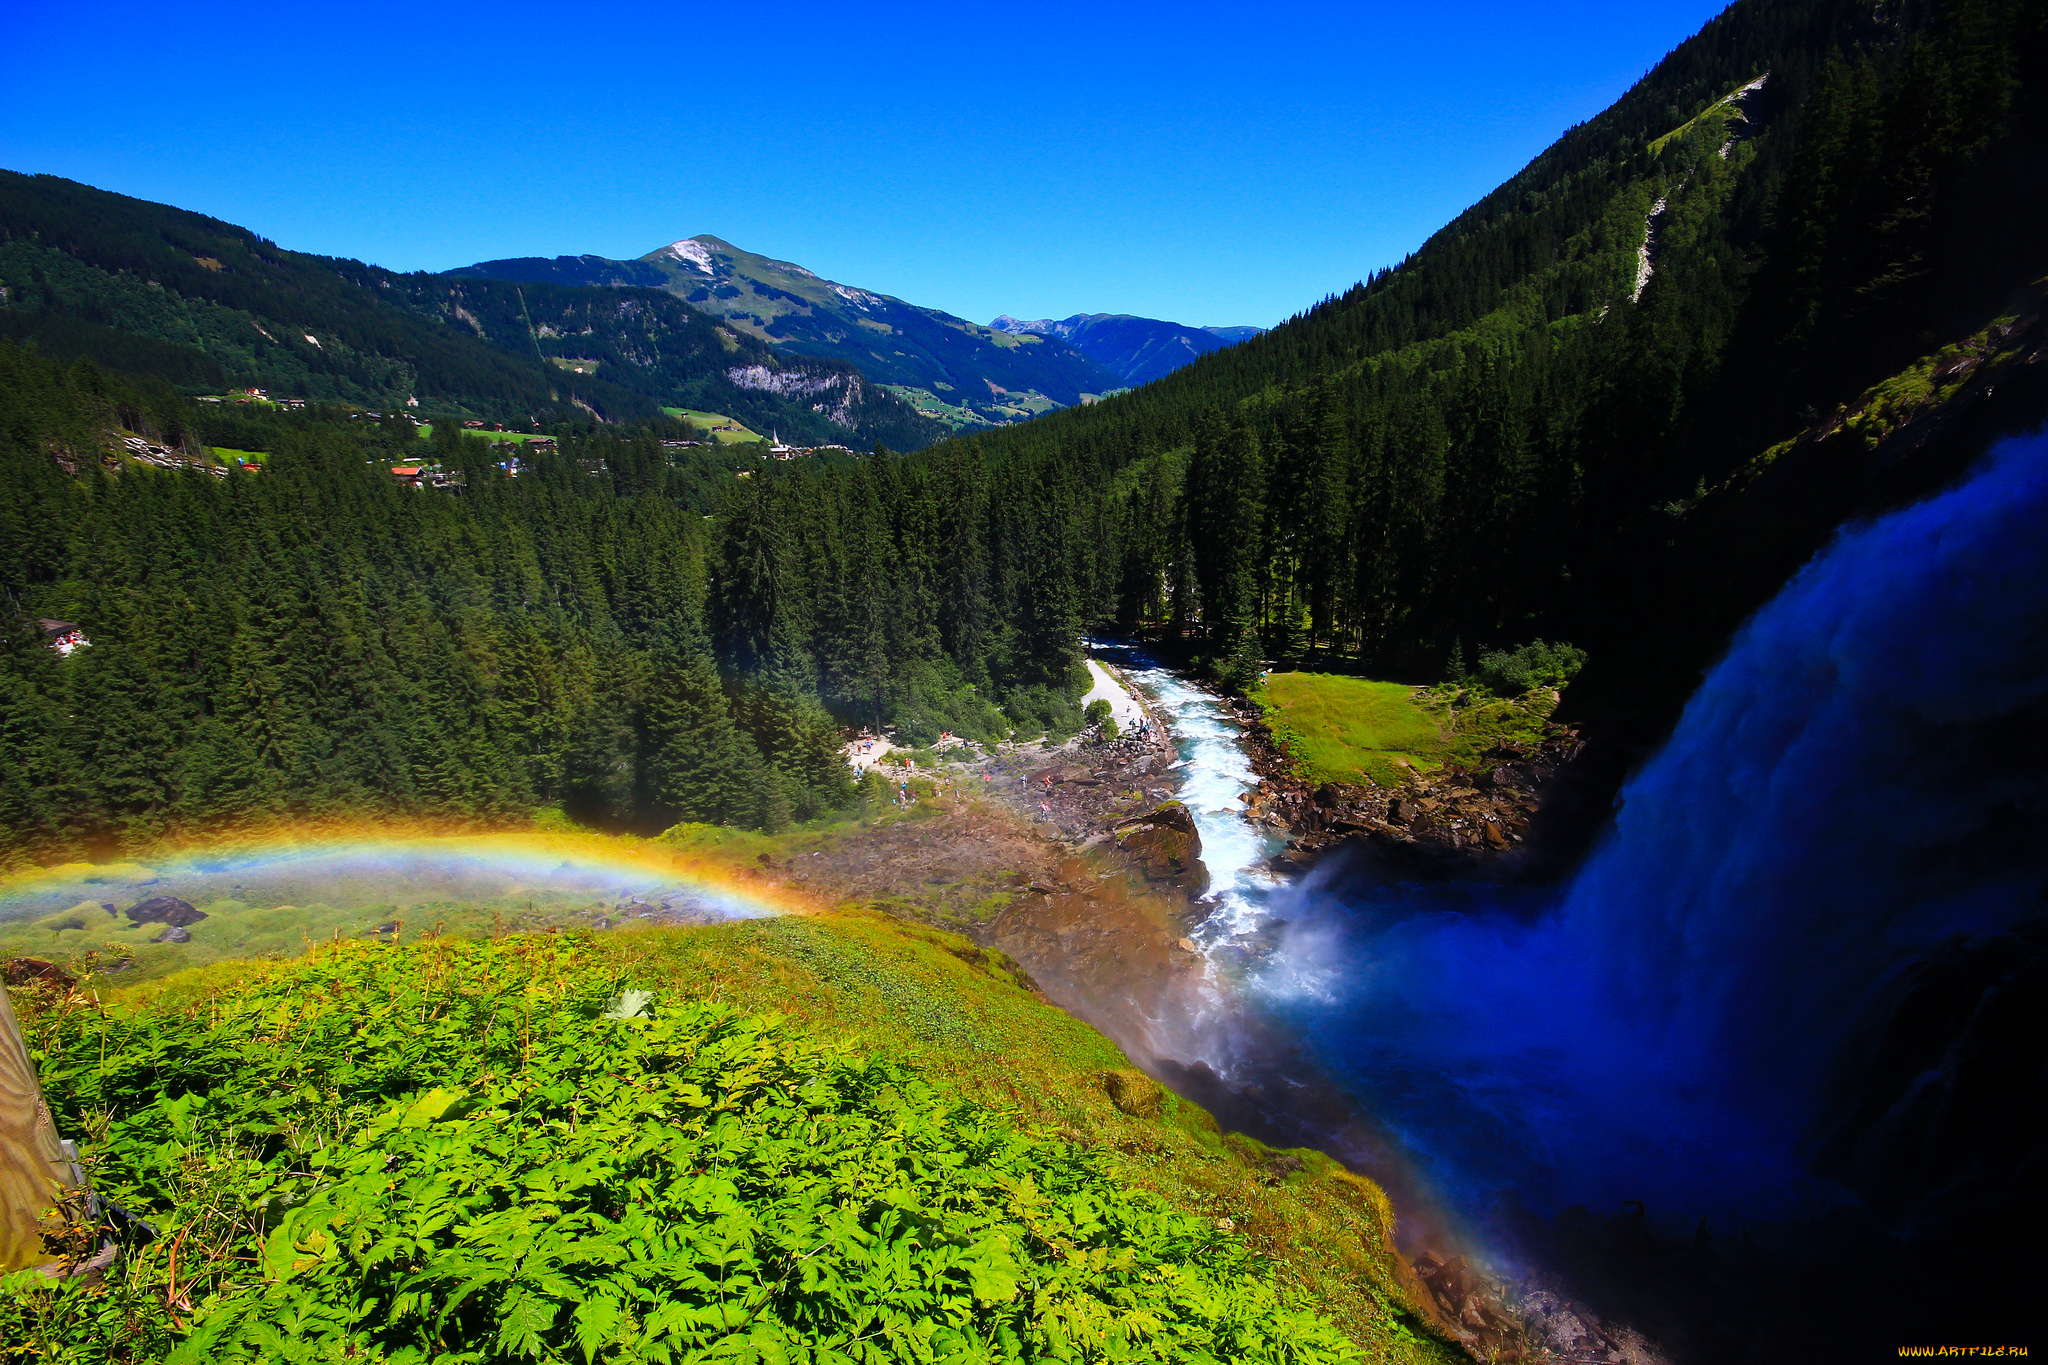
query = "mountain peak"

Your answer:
(464, 237), (1120, 425)
(646, 235), (828, 284)
(657, 238), (718, 275)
